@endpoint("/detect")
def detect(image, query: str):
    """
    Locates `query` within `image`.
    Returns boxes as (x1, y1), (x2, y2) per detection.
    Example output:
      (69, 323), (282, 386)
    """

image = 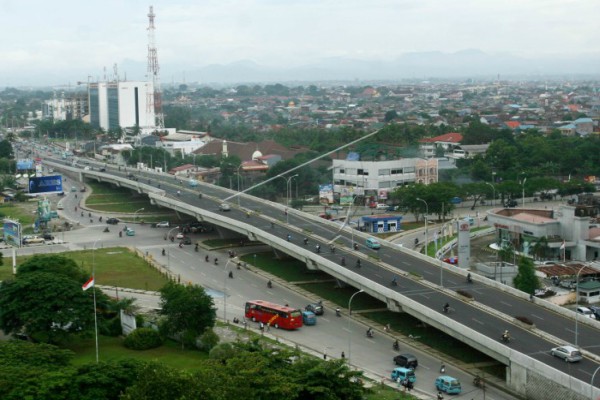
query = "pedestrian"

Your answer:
(259, 322), (264, 332)
(323, 351), (327, 360)
(341, 351), (345, 359)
